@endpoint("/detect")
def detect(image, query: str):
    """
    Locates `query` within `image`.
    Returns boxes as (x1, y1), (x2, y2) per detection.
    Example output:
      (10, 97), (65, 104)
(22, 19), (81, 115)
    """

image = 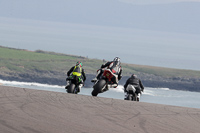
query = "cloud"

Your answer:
(118, 0), (200, 5)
